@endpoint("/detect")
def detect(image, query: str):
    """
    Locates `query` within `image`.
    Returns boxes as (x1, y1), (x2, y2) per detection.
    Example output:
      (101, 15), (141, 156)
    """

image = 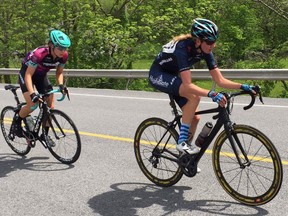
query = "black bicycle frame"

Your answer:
(20, 101), (49, 145)
(18, 96), (60, 144)
(32, 100), (66, 142)
(6, 84), (67, 147)
(154, 97), (250, 168)
(32, 105), (45, 134)
(192, 107), (231, 163)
